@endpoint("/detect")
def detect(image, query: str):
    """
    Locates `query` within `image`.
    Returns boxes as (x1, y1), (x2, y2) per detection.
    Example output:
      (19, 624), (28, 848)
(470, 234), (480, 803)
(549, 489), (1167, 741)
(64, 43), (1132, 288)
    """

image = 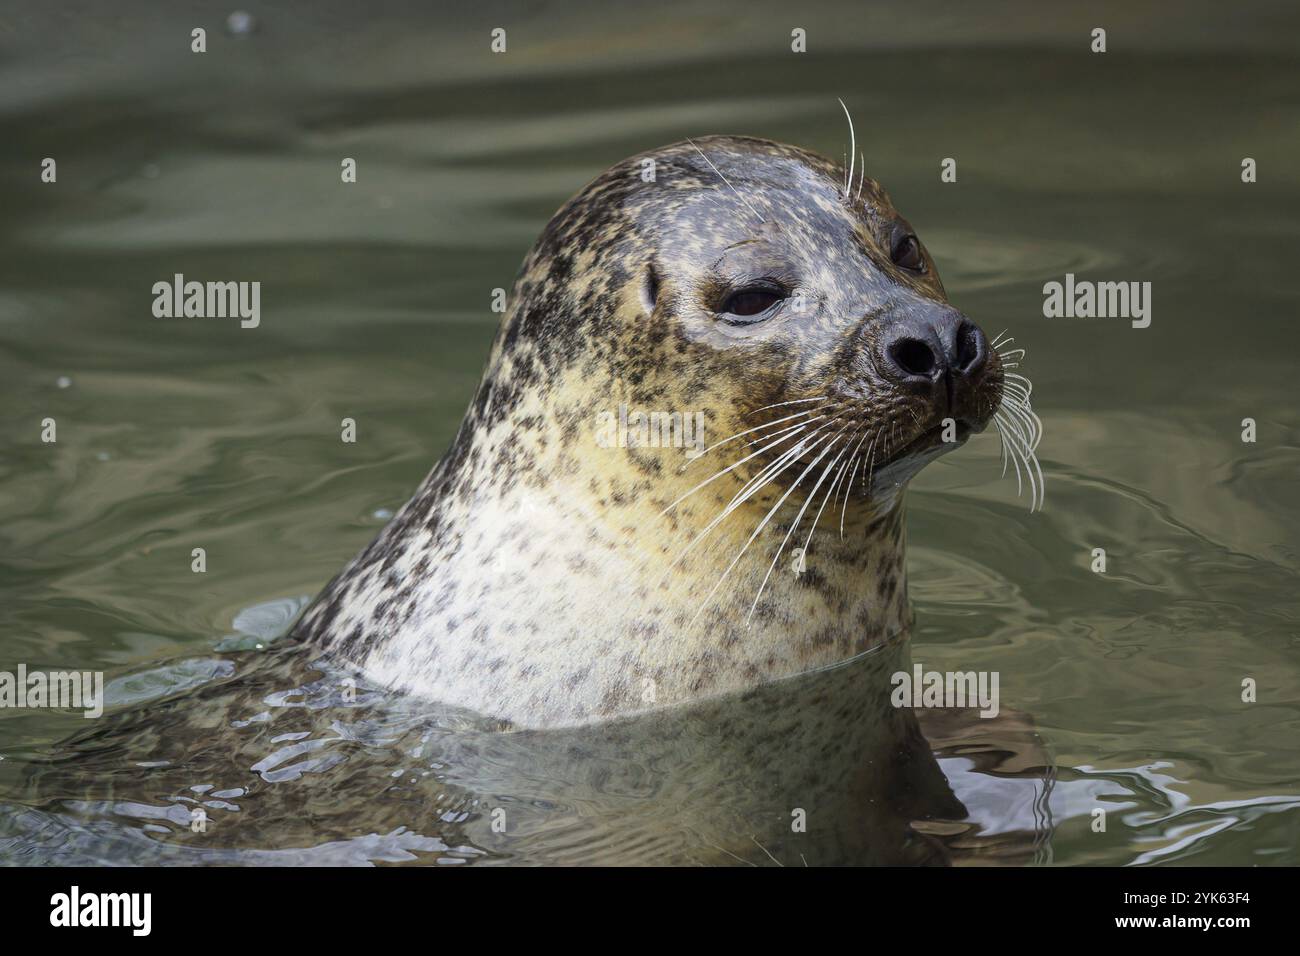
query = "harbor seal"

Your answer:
(293, 135), (1031, 728)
